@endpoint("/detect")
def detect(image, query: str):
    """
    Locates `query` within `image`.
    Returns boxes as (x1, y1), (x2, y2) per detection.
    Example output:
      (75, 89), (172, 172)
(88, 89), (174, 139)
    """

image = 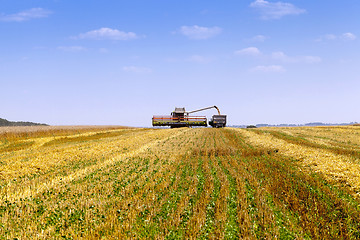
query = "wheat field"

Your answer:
(1, 126), (360, 239)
